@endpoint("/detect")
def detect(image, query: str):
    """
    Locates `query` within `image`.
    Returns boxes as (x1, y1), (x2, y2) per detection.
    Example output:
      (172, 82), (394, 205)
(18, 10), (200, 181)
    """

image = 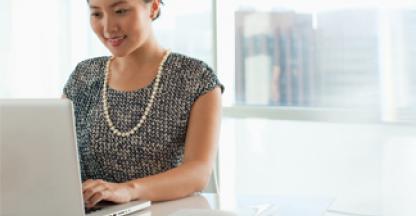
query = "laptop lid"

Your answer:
(0, 99), (85, 216)
(1, 99), (151, 216)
